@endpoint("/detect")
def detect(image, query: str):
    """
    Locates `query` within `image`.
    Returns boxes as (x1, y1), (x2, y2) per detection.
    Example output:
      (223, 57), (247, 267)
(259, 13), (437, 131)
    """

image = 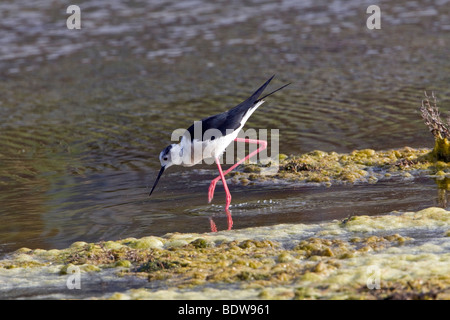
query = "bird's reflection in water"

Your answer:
(209, 209), (233, 232)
